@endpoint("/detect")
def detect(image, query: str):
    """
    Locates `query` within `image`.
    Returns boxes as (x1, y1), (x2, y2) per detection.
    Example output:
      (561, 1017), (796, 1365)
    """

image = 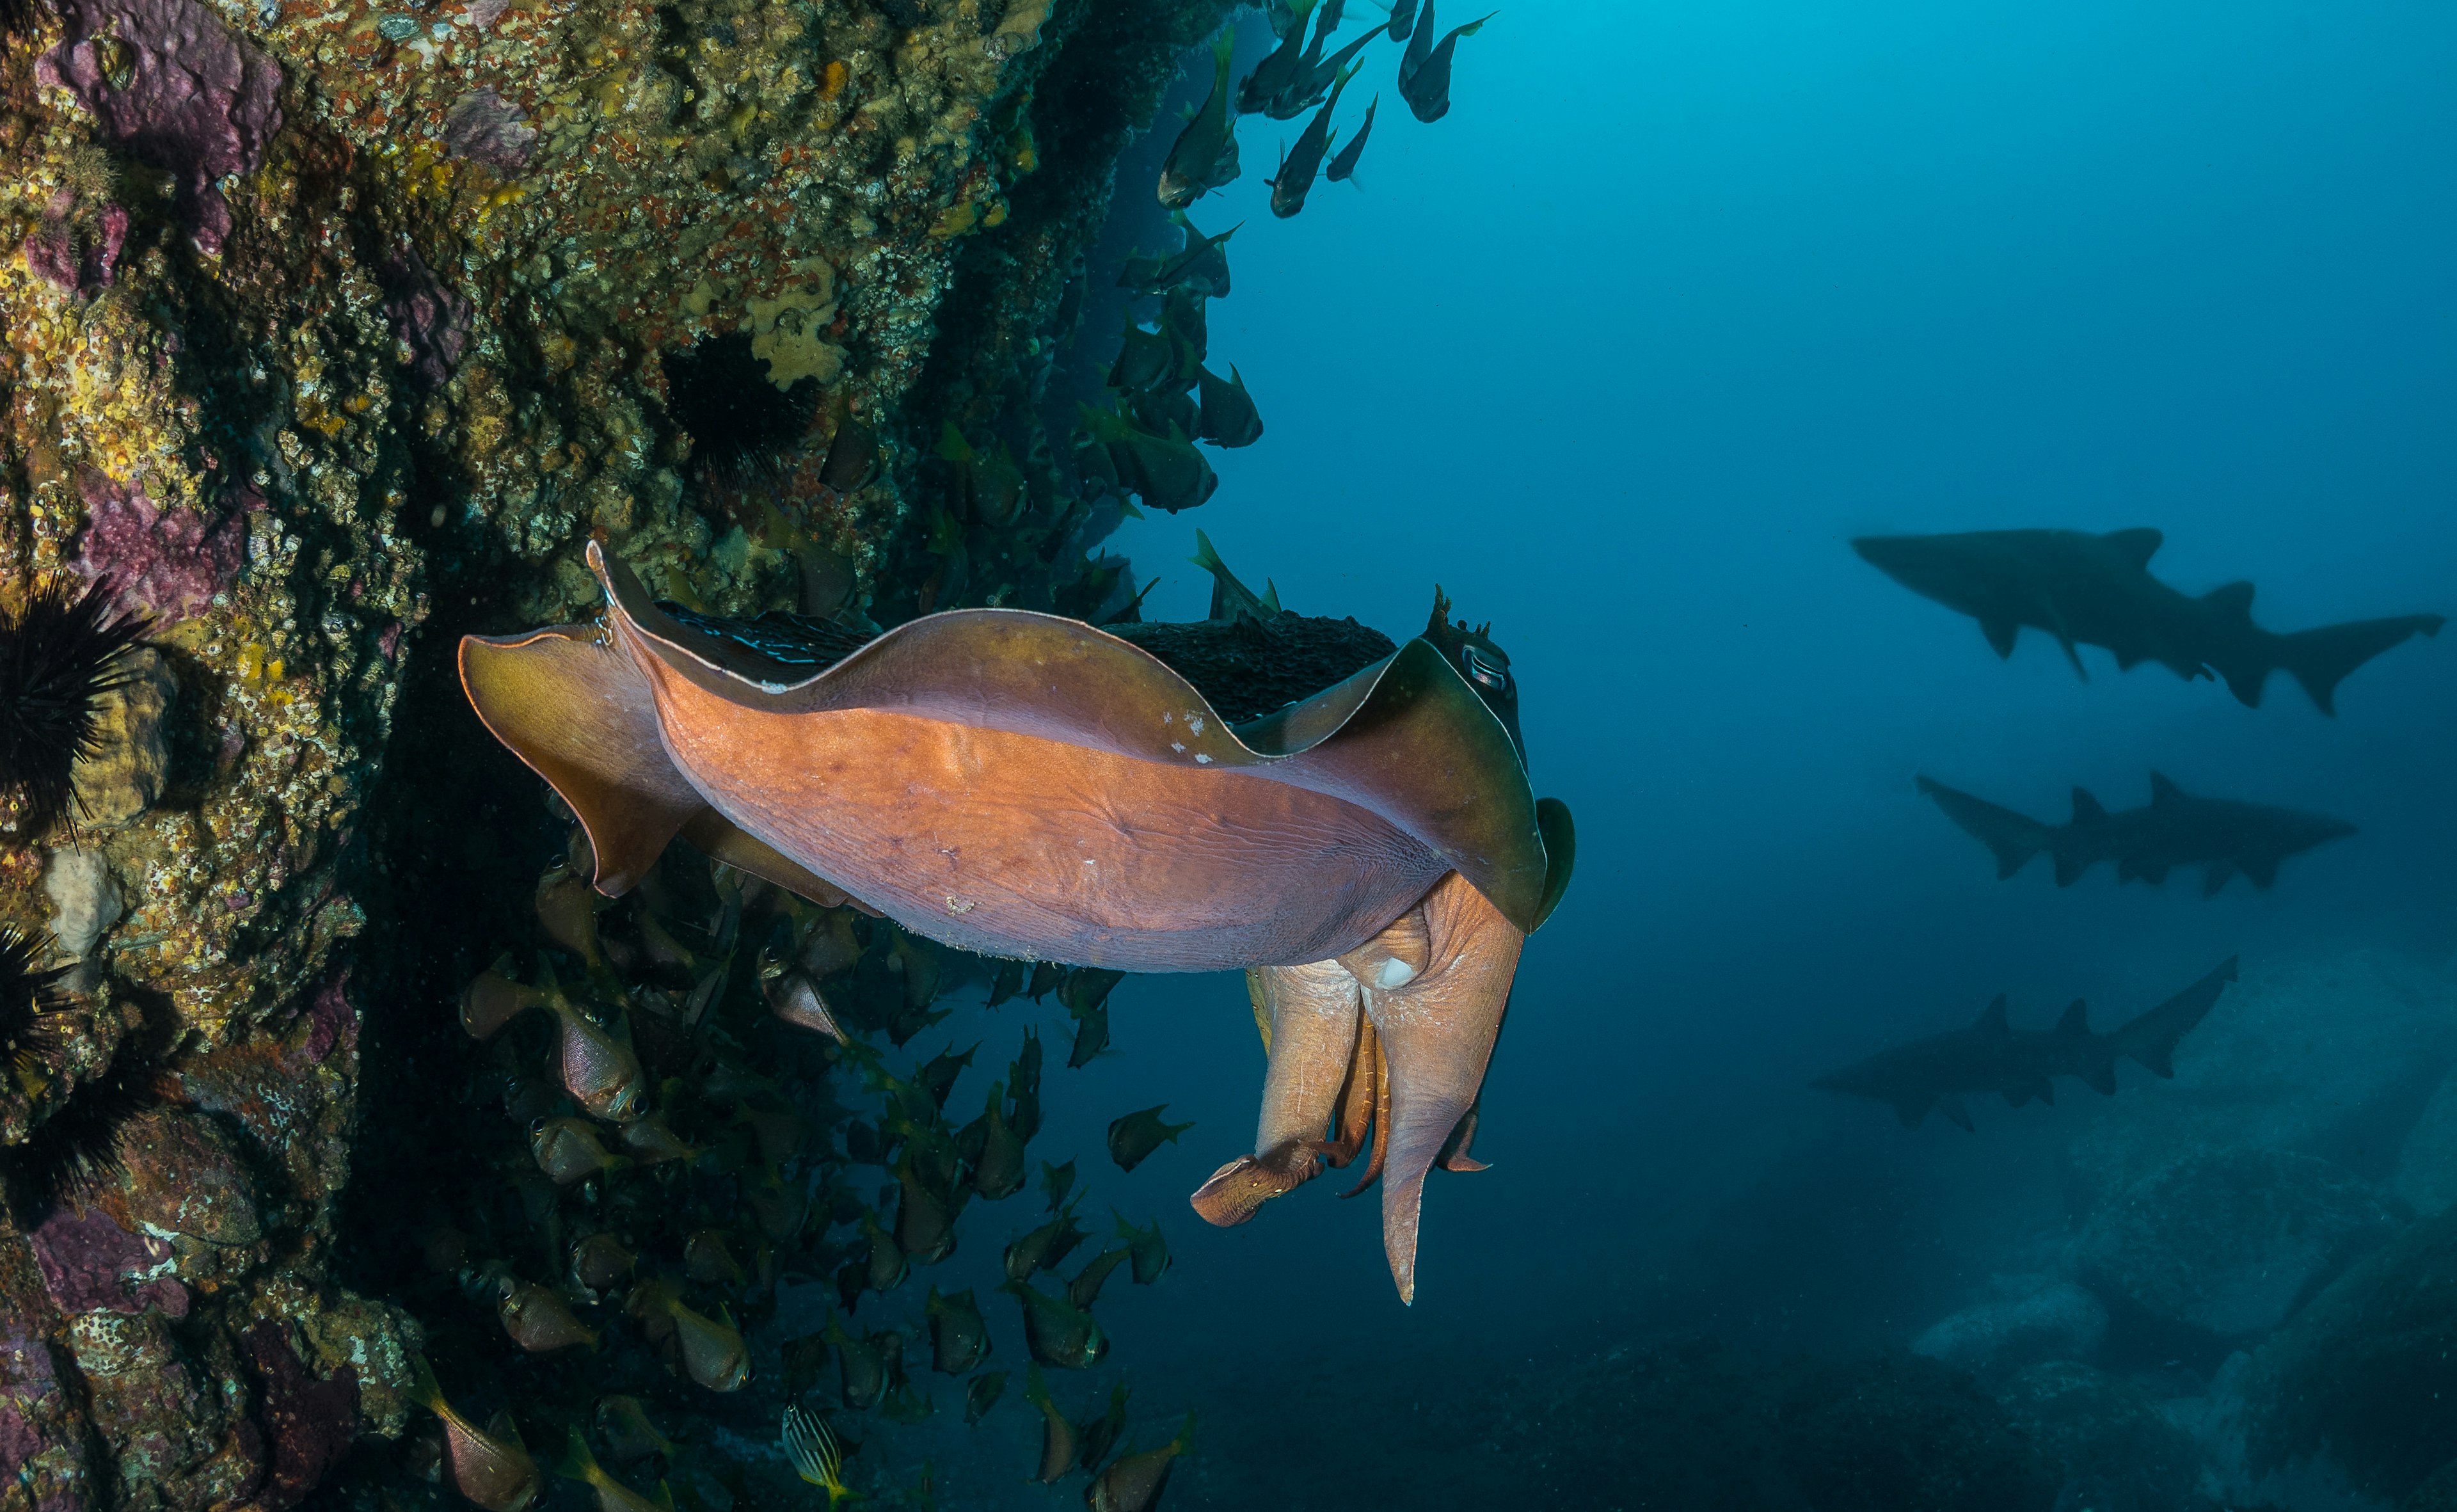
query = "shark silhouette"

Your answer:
(1815, 958), (2237, 1129)
(1919, 773), (2353, 895)
(1852, 528), (2444, 713)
